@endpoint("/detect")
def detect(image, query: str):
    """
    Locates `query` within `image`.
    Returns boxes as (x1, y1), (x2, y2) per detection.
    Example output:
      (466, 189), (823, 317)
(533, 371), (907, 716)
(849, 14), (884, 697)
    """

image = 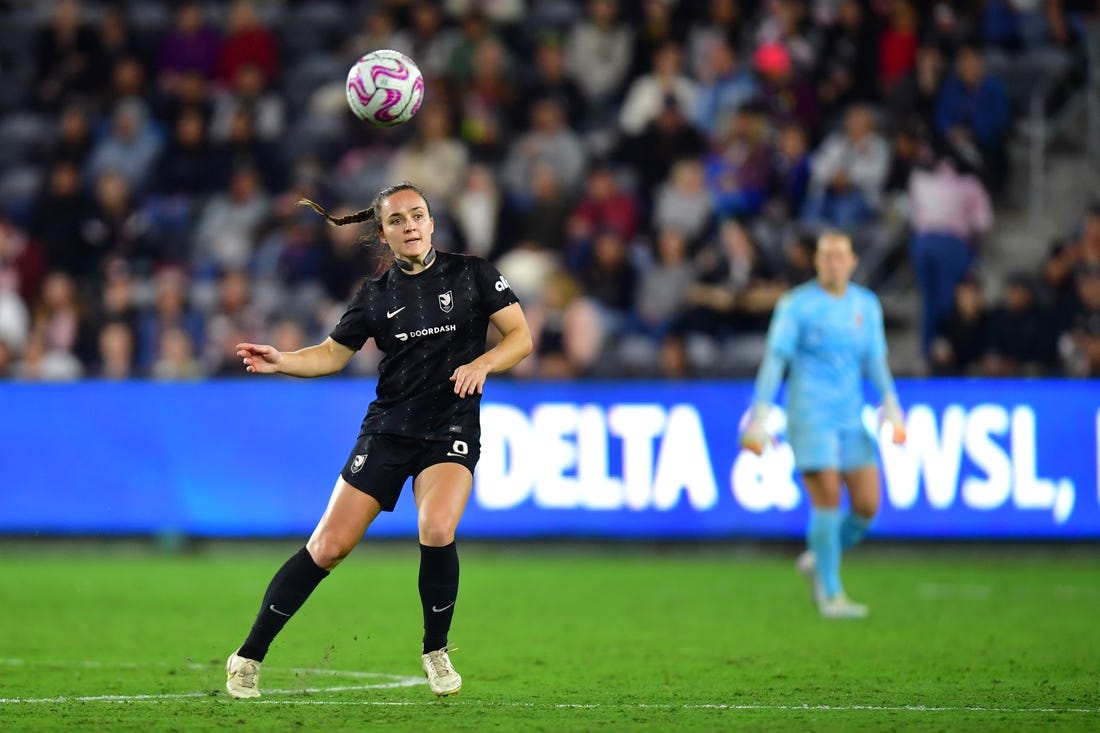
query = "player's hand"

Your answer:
(881, 399), (906, 445)
(237, 343), (283, 374)
(739, 420), (769, 456)
(450, 359), (491, 398)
